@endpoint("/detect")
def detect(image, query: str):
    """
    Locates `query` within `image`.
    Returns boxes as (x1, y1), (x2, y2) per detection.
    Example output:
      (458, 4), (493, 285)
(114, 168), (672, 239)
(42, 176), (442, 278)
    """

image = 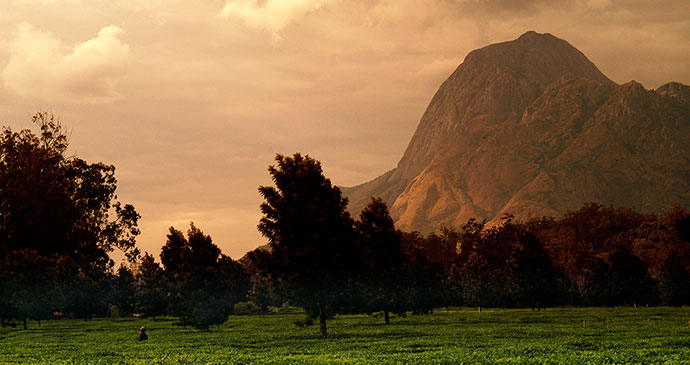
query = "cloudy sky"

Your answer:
(1, 0), (689, 262)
